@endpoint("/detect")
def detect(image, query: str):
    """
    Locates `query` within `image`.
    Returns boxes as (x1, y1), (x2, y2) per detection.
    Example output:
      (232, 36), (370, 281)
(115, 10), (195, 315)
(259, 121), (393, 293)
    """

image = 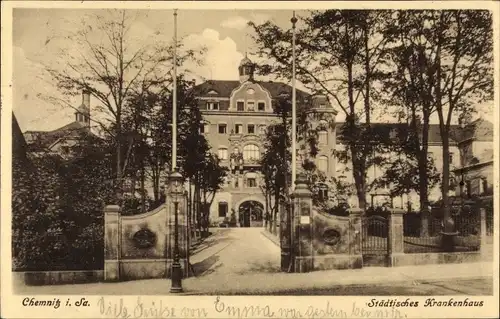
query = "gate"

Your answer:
(361, 215), (389, 266)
